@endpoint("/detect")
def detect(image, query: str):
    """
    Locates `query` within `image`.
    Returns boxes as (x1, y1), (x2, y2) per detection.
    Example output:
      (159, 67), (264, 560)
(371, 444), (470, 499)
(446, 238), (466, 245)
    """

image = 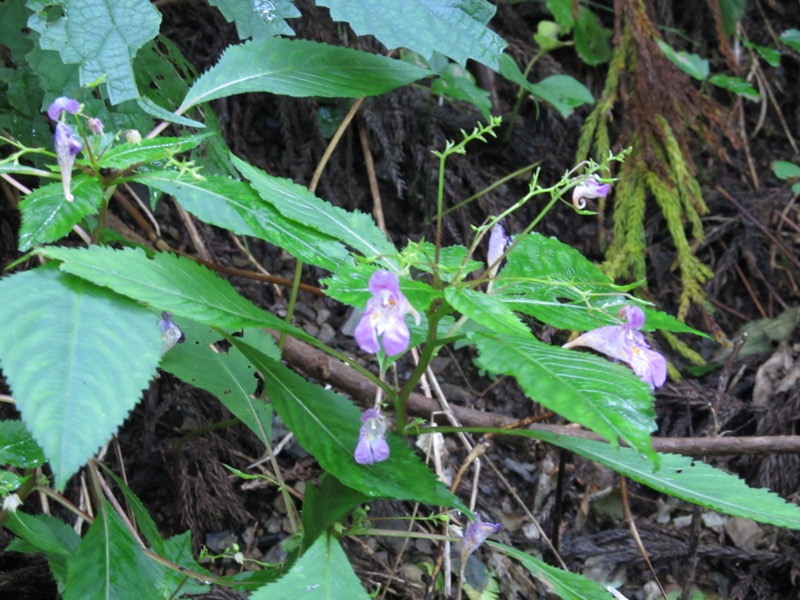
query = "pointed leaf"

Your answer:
(231, 337), (466, 510)
(250, 534), (370, 600)
(179, 37), (432, 112)
(232, 155), (397, 268)
(97, 134), (212, 170)
(134, 170), (351, 271)
(208, 0), (300, 39)
(0, 266), (162, 488)
(0, 420), (47, 468)
(5, 512), (81, 587)
(445, 286), (529, 335)
(302, 475), (371, 547)
(317, 0), (507, 69)
(19, 177), (104, 251)
(470, 330), (657, 461)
